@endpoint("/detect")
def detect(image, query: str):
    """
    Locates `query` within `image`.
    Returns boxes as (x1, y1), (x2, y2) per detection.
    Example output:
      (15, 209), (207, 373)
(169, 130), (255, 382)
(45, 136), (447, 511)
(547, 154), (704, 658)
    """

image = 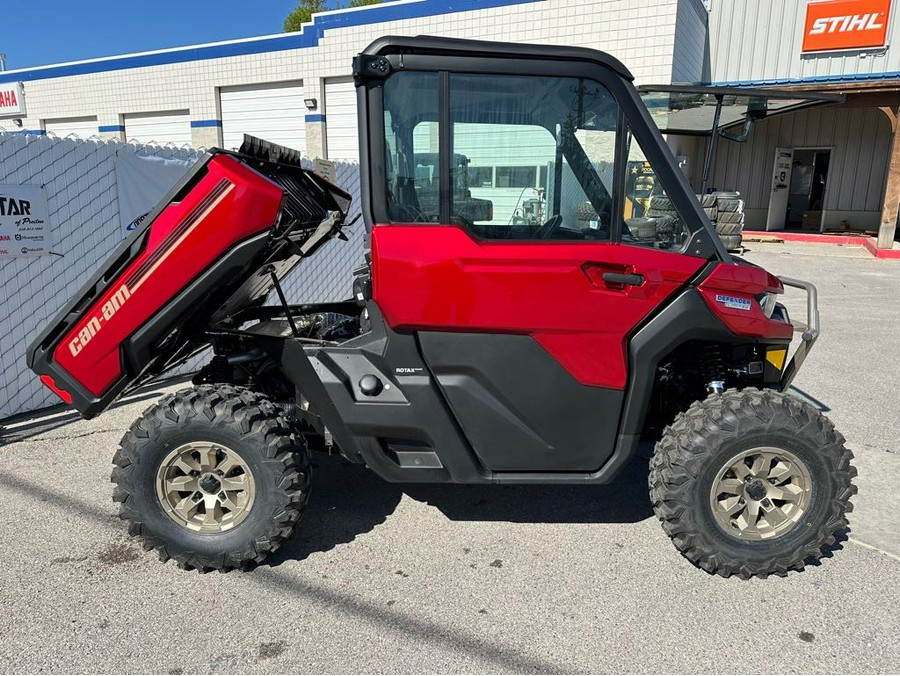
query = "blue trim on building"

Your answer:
(6, 129), (45, 136)
(98, 125), (125, 132)
(0, 0), (542, 85)
(305, 114), (326, 122)
(712, 70), (900, 87)
(191, 119), (222, 128)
